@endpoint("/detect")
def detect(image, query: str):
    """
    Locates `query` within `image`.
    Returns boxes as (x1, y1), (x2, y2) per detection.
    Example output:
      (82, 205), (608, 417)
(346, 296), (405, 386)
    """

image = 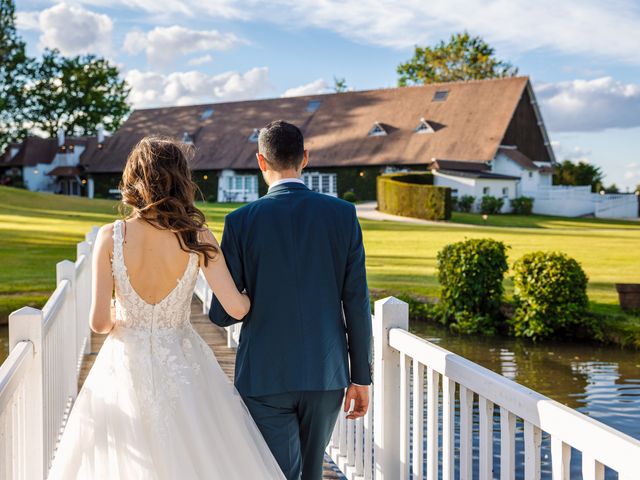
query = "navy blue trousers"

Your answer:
(242, 390), (344, 480)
